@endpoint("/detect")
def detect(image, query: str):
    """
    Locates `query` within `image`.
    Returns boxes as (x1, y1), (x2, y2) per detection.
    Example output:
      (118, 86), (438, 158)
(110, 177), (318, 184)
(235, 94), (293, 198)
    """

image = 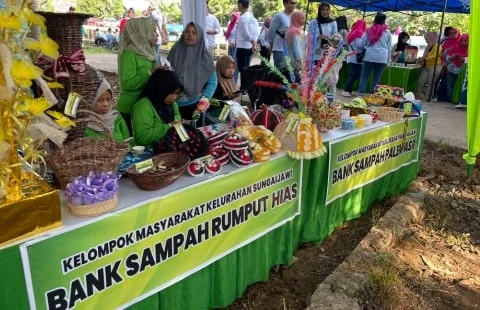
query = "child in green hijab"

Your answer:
(117, 18), (159, 132)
